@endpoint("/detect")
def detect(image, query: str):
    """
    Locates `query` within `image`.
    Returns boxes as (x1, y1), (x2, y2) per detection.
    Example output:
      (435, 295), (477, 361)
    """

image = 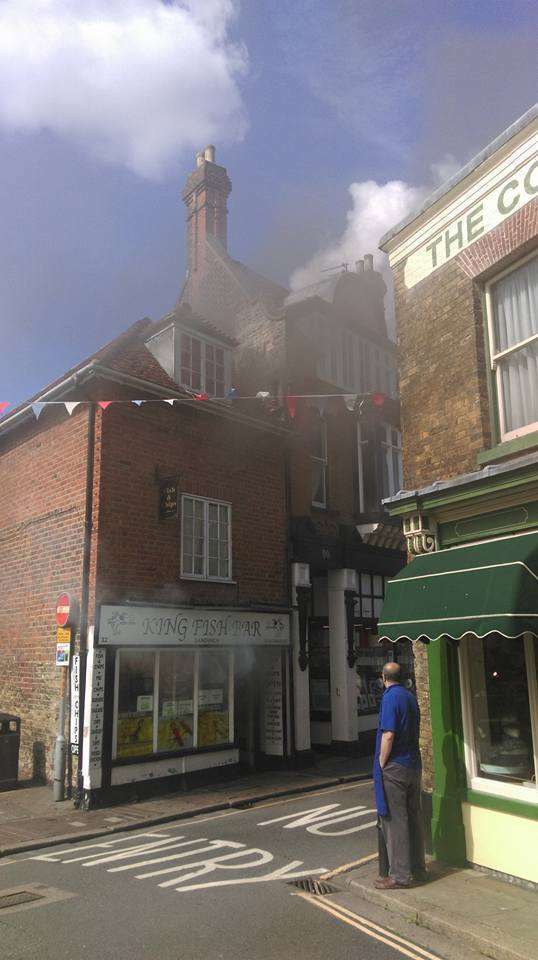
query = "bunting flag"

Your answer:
(31, 402), (46, 420)
(0, 390), (388, 422)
